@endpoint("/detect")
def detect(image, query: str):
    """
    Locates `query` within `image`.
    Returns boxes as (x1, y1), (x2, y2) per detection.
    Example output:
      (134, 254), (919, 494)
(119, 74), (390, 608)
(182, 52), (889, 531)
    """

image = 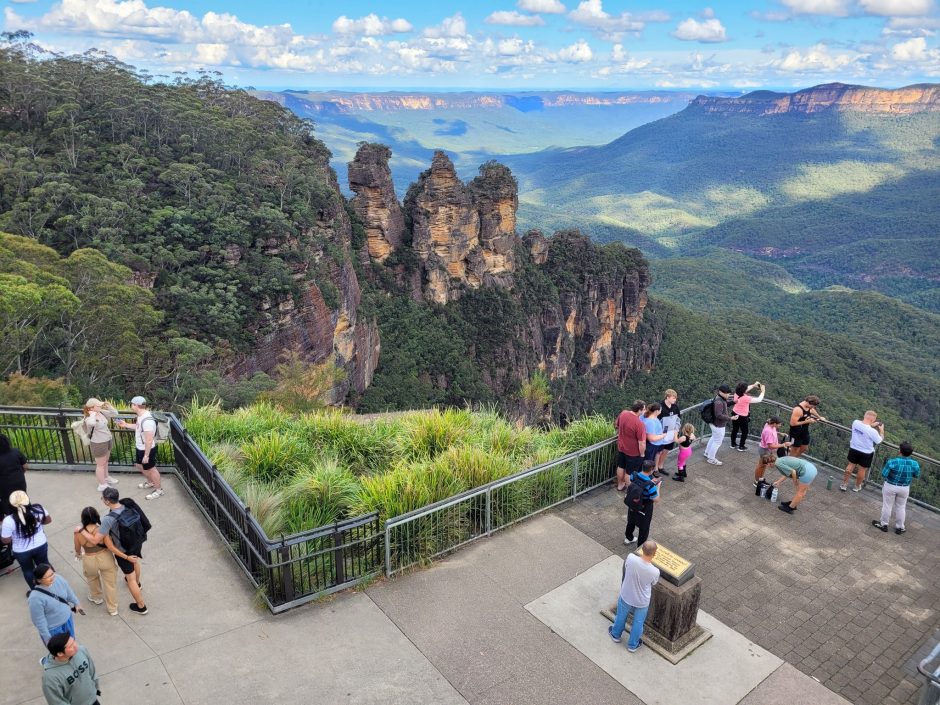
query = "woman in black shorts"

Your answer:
(788, 395), (825, 458)
(655, 390), (681, 474)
